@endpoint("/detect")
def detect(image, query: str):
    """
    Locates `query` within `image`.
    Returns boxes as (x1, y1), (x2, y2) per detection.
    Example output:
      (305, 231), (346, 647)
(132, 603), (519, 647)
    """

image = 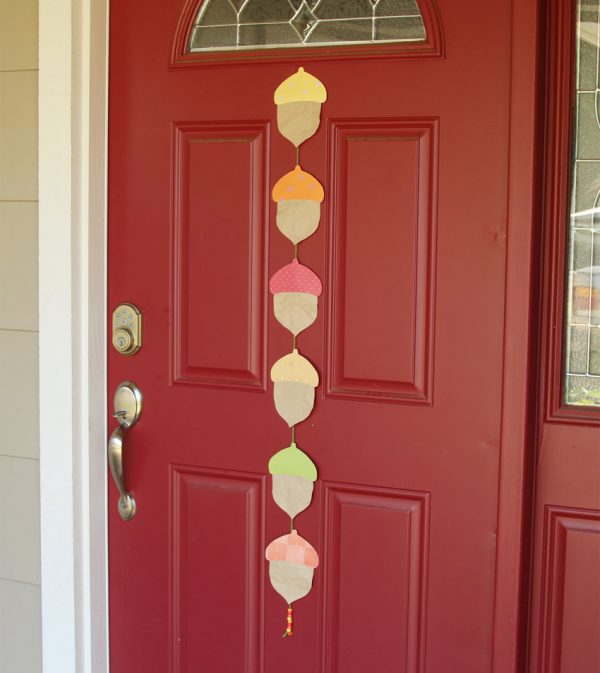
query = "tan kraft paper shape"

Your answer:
(272, 473), (315, 519)
(276, 199), (321, 244)
(273, 292), (318, 336)
(273, 380), (315, 427)
(268, 560), (315, 605)
(277, 101), (322, 147)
